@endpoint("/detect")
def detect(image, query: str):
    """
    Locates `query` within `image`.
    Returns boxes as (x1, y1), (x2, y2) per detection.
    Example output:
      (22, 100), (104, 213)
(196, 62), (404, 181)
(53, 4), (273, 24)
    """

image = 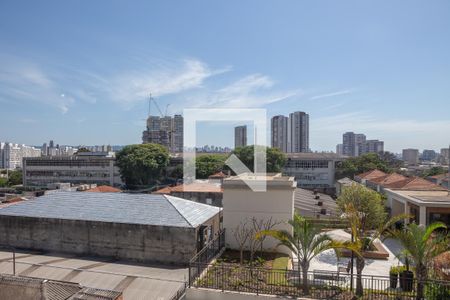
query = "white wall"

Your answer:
(223, 182), (295, 255)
